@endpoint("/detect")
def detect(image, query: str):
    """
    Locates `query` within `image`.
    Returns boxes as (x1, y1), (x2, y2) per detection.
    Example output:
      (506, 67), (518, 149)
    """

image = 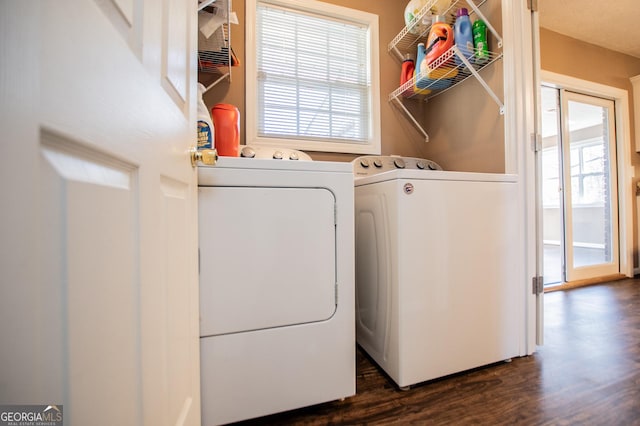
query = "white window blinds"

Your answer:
(256, 2), (372, 145)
